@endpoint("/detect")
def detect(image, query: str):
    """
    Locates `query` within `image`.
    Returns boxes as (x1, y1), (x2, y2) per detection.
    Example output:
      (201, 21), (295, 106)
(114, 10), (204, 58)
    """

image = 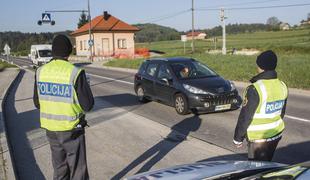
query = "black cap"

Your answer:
(52, 34), (72, 58)
(256, 50), (277, 70)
